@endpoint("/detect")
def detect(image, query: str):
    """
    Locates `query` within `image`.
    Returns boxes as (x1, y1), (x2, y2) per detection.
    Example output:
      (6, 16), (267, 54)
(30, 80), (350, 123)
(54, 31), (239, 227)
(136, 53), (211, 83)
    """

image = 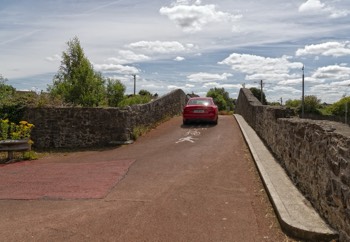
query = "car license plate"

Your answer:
(193, 109), (204, 113)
